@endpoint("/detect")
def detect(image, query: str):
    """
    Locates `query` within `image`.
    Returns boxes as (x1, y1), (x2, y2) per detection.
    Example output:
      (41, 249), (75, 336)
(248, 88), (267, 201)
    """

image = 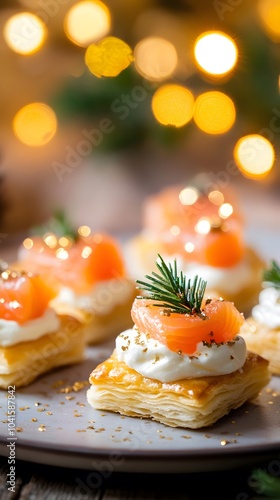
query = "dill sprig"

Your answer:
(263, 260), (280, 289)
(249, 468), (280, 498)
(136, 254), (207, 315)
(30, 209), (78, 241)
